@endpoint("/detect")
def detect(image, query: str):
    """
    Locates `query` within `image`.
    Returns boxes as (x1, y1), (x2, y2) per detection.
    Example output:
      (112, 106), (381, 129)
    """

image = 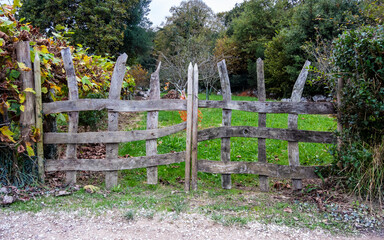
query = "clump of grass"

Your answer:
(124, 210), (135, 221)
